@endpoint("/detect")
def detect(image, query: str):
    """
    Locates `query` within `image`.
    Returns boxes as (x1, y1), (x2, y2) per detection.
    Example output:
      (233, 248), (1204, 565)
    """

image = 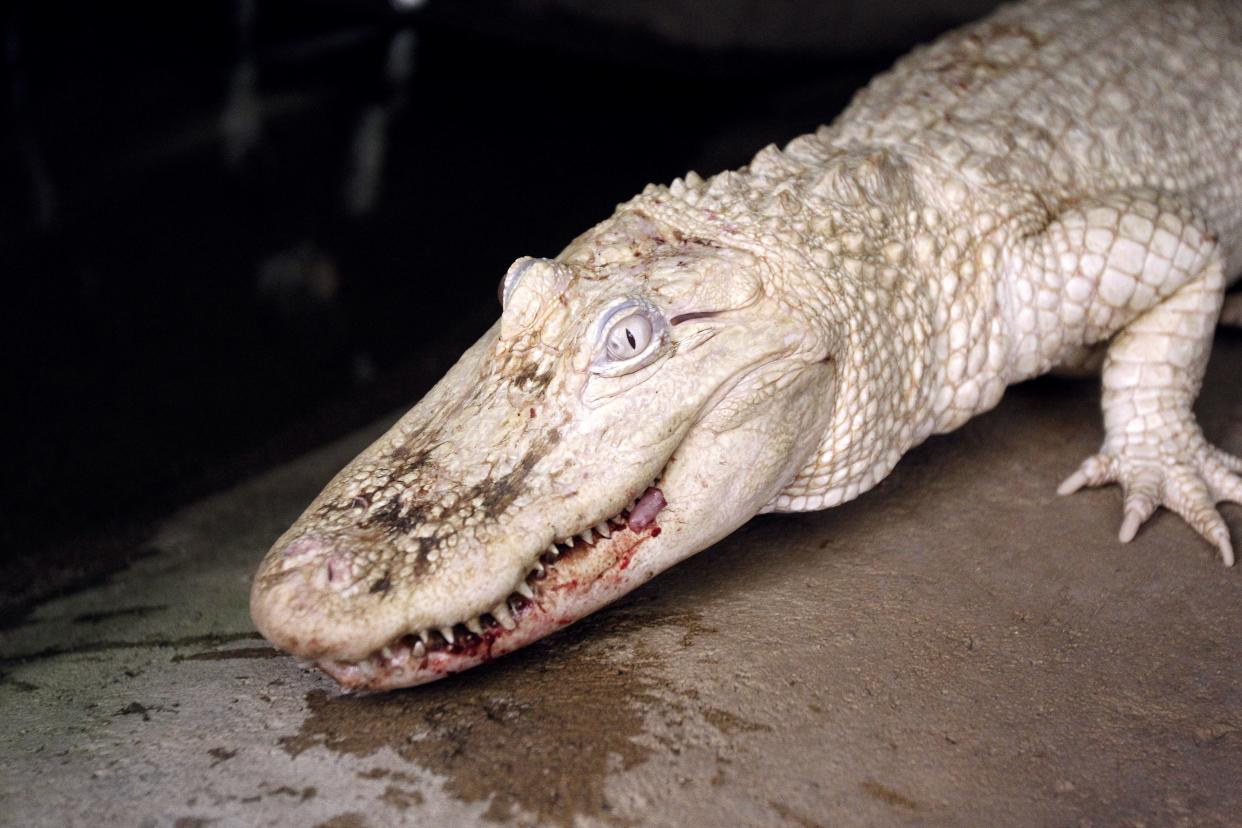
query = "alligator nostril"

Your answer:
(306, 549), (353, 590)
